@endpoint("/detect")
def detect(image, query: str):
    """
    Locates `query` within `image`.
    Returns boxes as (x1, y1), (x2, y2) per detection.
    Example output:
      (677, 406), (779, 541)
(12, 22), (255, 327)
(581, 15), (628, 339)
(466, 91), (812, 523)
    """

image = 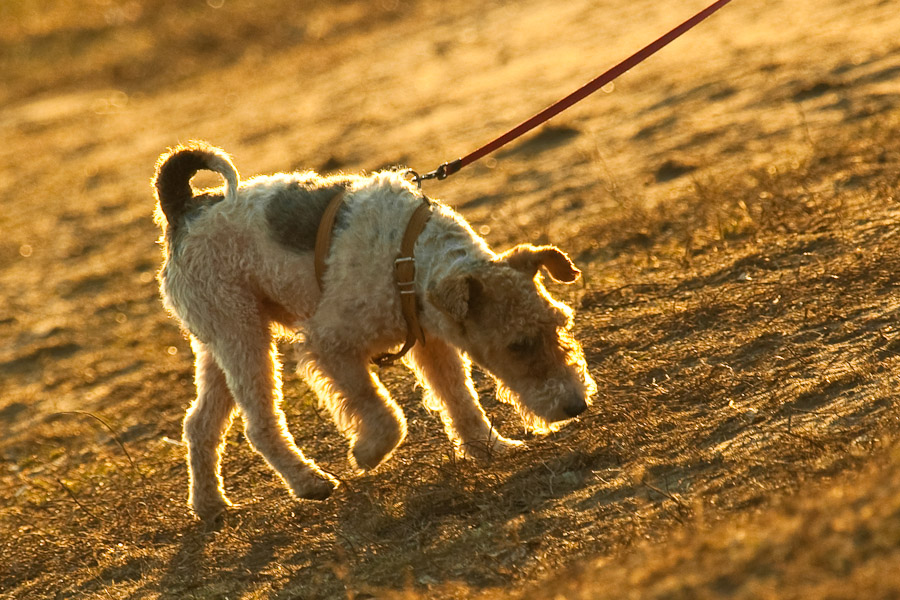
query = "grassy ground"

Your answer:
(2, 0), (900, 598)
